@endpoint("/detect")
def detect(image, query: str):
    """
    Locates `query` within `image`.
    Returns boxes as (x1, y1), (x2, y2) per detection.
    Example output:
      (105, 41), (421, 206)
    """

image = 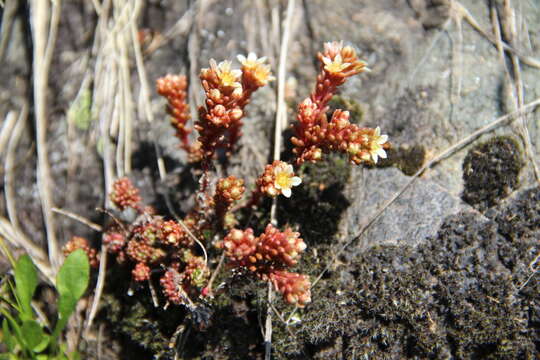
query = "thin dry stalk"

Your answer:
(265, 1), (295, 358)
(52, 207), (103, 232)
(4, 106), (28, 230)
(501, 0), (540, 181)
(452, 0), (540, 70)
(0, 111), (18, 156)
(0, 218), (54, 283)
(84, 245), (108, 335)
(31, 0), (62, 270)
(0, 0), (17, 63)
(142, 2), (197, 57)
(85, 0), (126, 336)
(119, 28), (134, 175)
